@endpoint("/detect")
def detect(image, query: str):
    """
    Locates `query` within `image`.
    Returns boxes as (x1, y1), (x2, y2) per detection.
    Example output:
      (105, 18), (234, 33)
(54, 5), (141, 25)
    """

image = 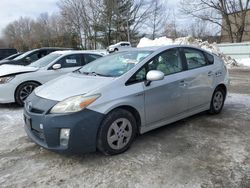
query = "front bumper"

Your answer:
(0, 83), (16, 103)
(23, 92), (104, 154)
